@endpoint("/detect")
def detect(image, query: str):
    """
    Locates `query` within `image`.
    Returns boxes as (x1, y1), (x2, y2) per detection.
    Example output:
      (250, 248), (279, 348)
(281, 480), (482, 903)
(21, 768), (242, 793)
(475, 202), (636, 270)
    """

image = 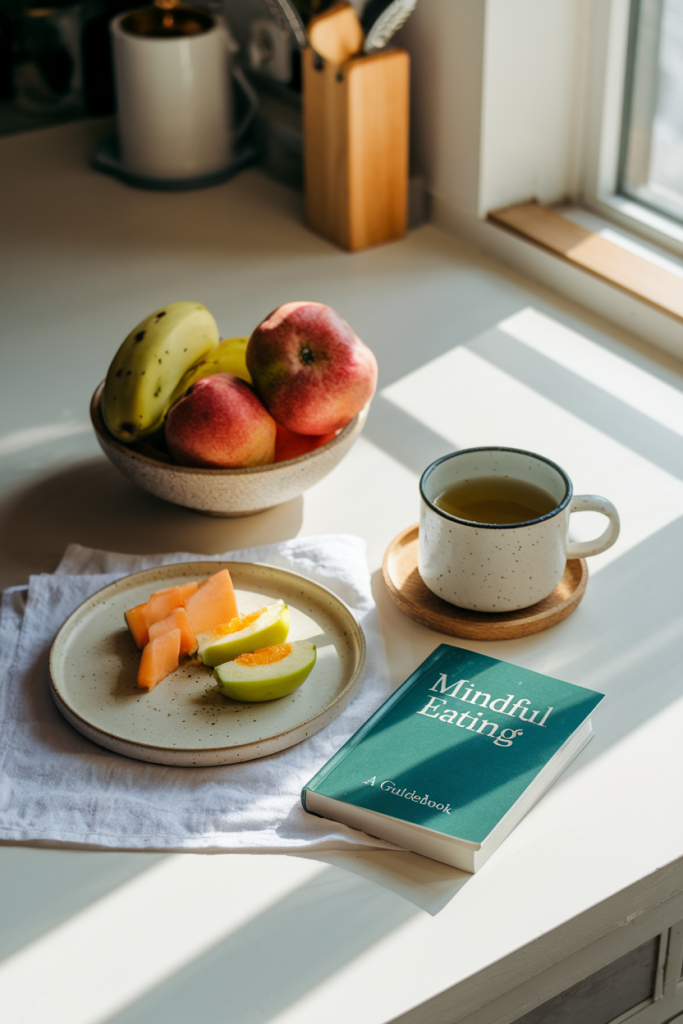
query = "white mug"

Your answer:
(418, 447), (620, 612)
(111, 8), (258, 181)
